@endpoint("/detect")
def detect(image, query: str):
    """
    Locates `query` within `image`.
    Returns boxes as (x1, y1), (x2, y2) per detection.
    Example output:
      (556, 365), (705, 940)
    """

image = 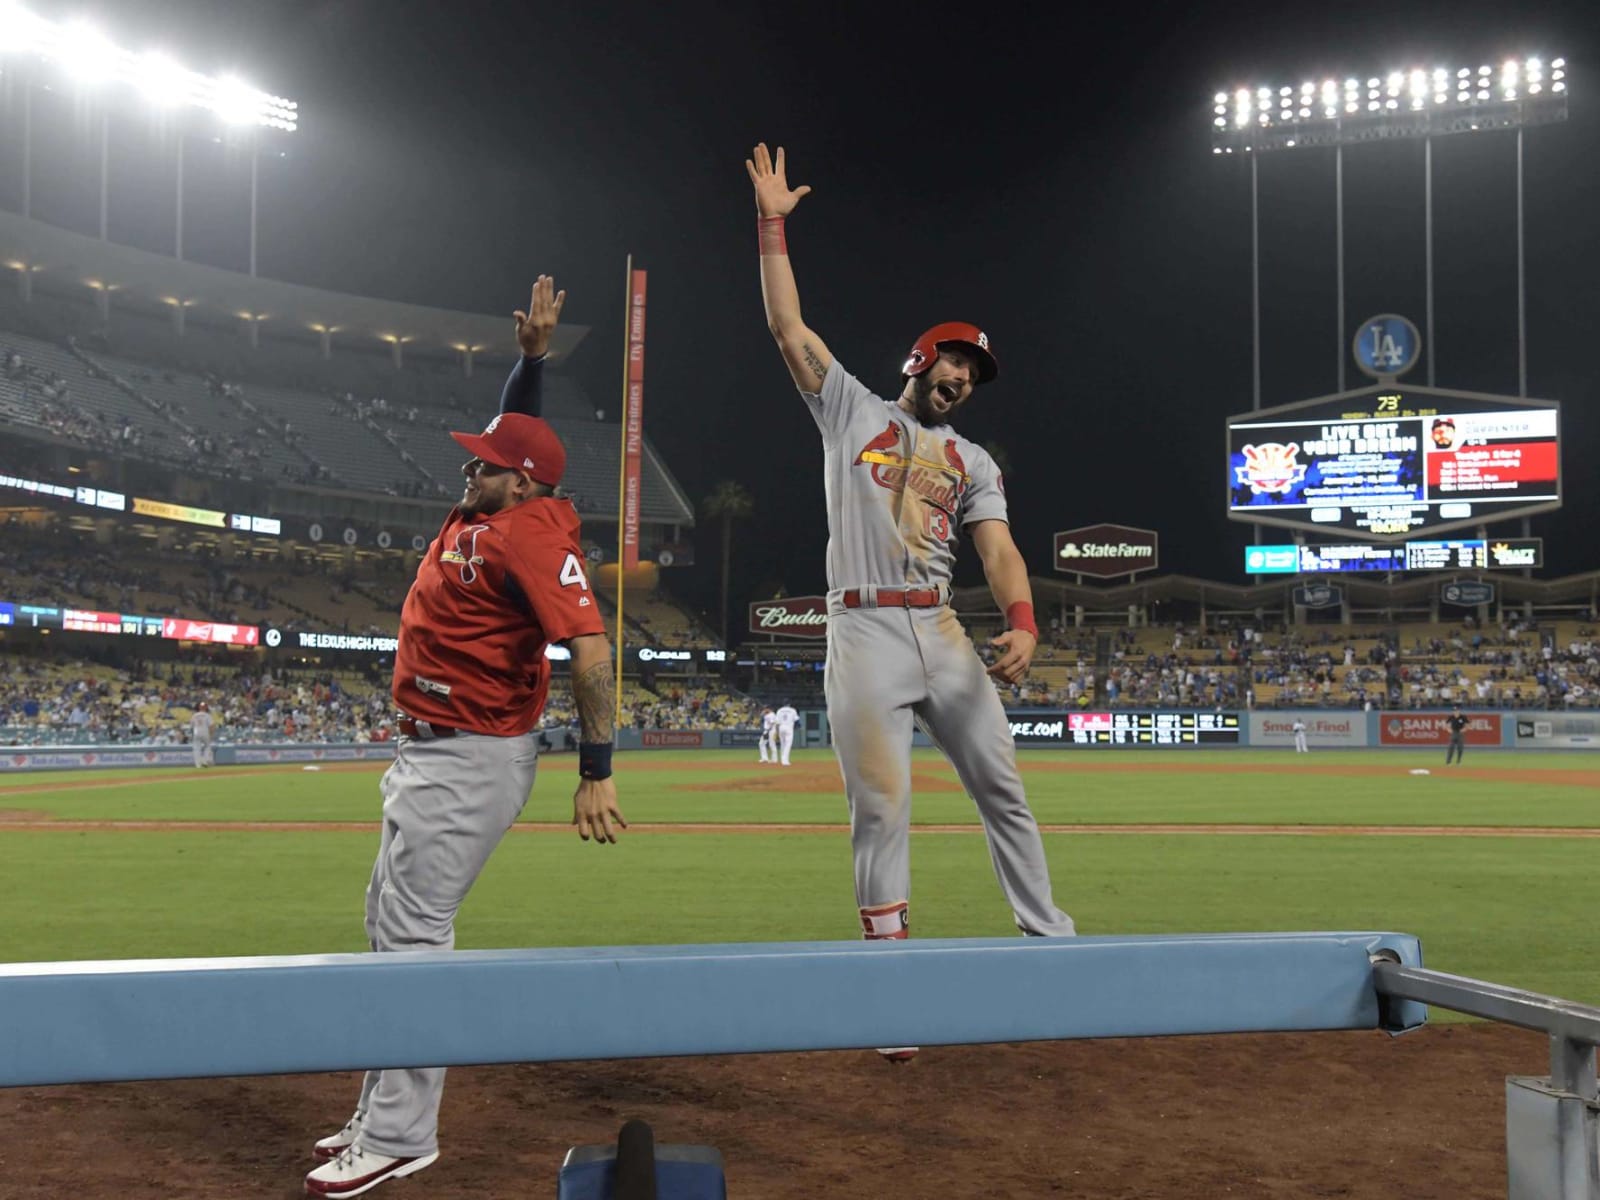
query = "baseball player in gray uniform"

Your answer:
(747, 144), (1075, 1061)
